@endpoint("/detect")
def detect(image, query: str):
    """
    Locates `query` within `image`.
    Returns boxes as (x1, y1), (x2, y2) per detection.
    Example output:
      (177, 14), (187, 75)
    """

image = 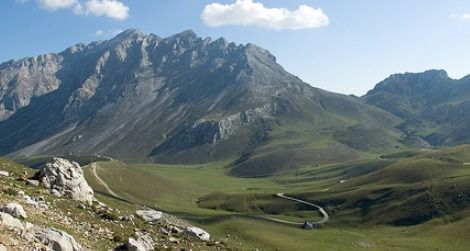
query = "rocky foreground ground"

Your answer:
(0, 158), (235, 250)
